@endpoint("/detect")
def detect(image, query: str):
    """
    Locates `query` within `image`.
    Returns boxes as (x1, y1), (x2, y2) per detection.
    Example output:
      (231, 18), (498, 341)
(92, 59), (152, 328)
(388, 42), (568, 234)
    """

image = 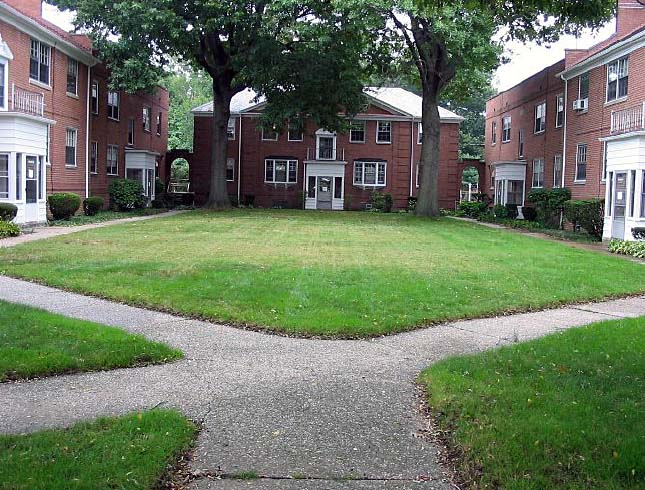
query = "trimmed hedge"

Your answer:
(0, 221), (20, 238)
(526, 188), (571, 228)
(48, 193), (81, 220)
(564, 199), (604, 240)
(0, 203), (18, 222)
(458, 201), (488, 219)
(108, 179), (145, 211)
(608, 239), (645, 258)
(83, 196), (104, 216)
